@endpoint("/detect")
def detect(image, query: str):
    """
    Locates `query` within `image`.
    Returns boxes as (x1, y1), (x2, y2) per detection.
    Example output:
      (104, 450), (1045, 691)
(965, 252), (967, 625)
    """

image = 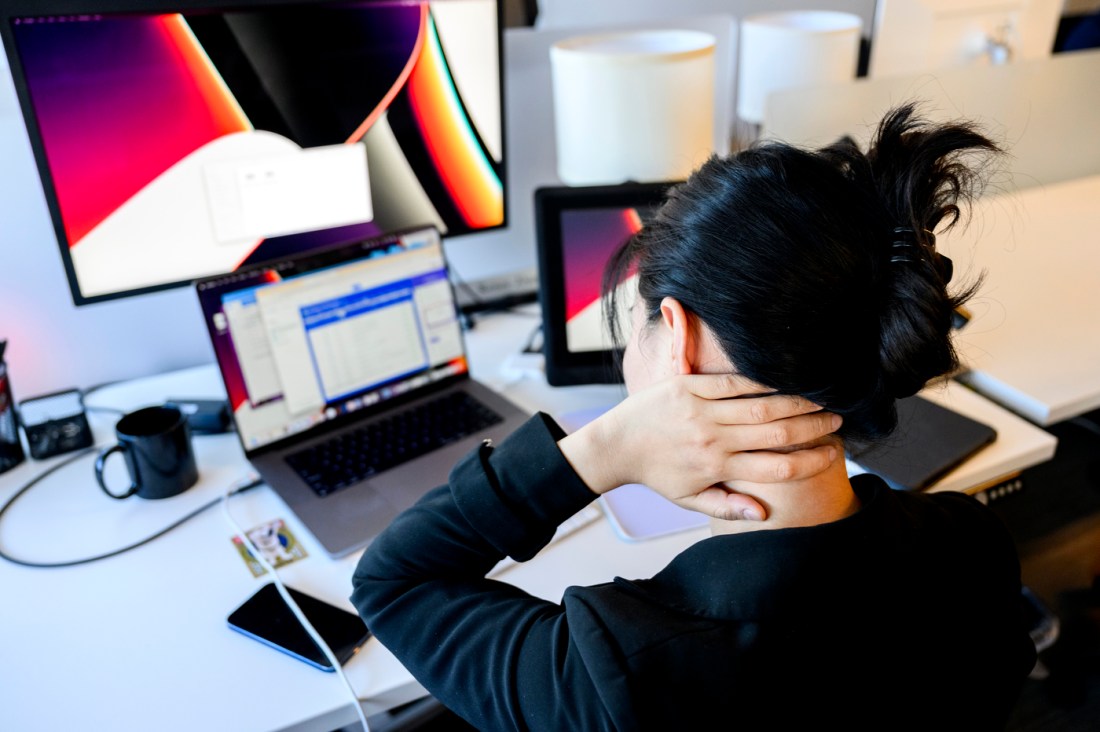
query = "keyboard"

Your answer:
(286, 391), (503, 497)
(489, 503), (604, 576)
